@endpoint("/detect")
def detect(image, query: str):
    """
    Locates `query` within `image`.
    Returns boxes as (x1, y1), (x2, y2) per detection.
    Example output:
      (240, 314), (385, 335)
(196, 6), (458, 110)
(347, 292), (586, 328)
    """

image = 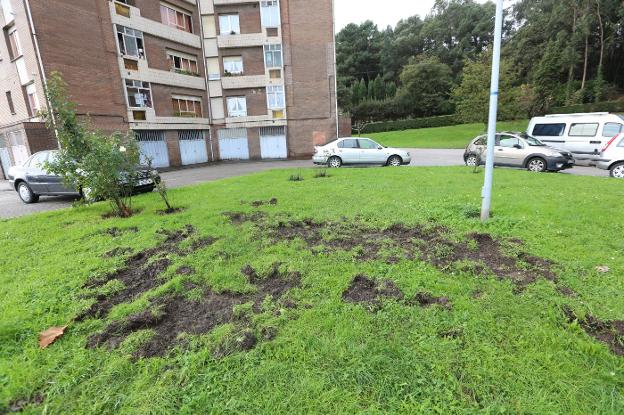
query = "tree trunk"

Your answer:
(567, 4), (578, 102)
(580, 34), (589, 91)
(596, 0), (604, 69)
